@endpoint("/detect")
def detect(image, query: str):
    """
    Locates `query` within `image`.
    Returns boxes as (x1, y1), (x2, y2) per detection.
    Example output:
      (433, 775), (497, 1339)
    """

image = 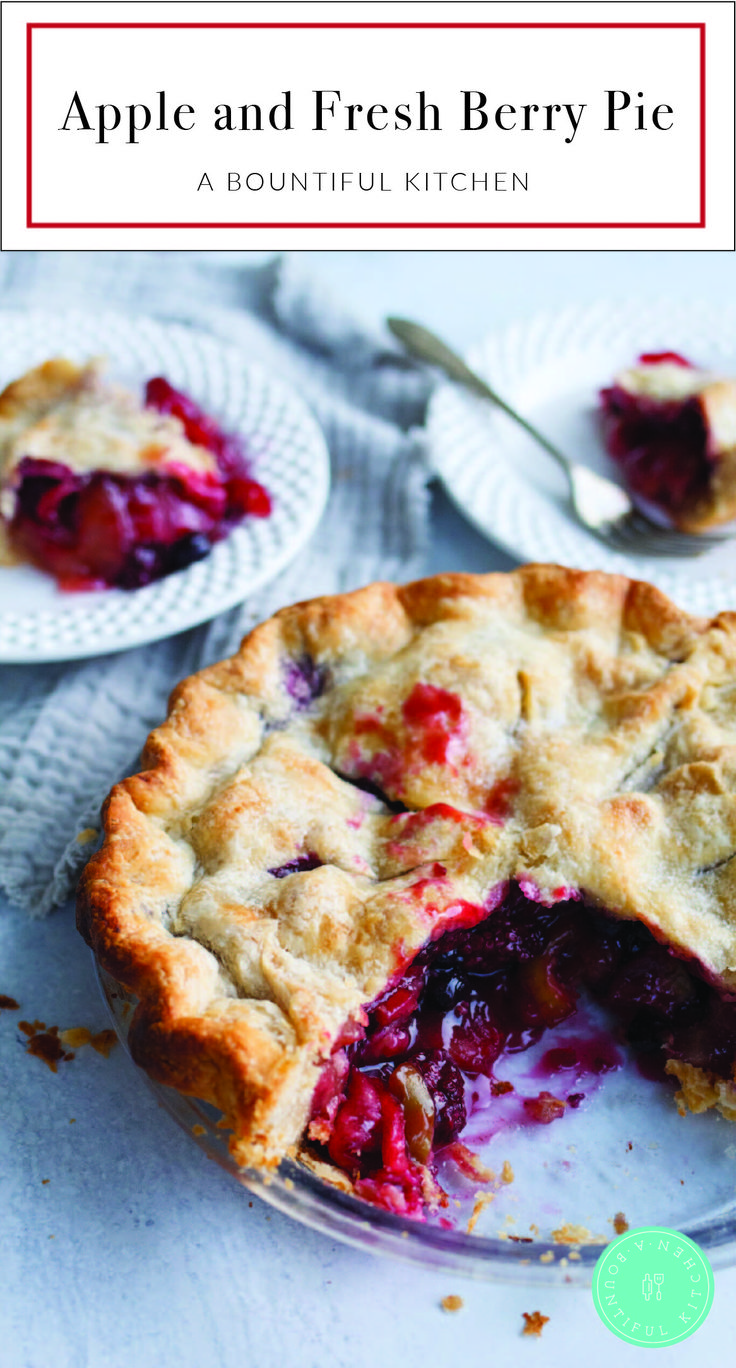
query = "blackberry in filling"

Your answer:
(9, 377), (271, 590)
(307, 884), (736, 1218)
